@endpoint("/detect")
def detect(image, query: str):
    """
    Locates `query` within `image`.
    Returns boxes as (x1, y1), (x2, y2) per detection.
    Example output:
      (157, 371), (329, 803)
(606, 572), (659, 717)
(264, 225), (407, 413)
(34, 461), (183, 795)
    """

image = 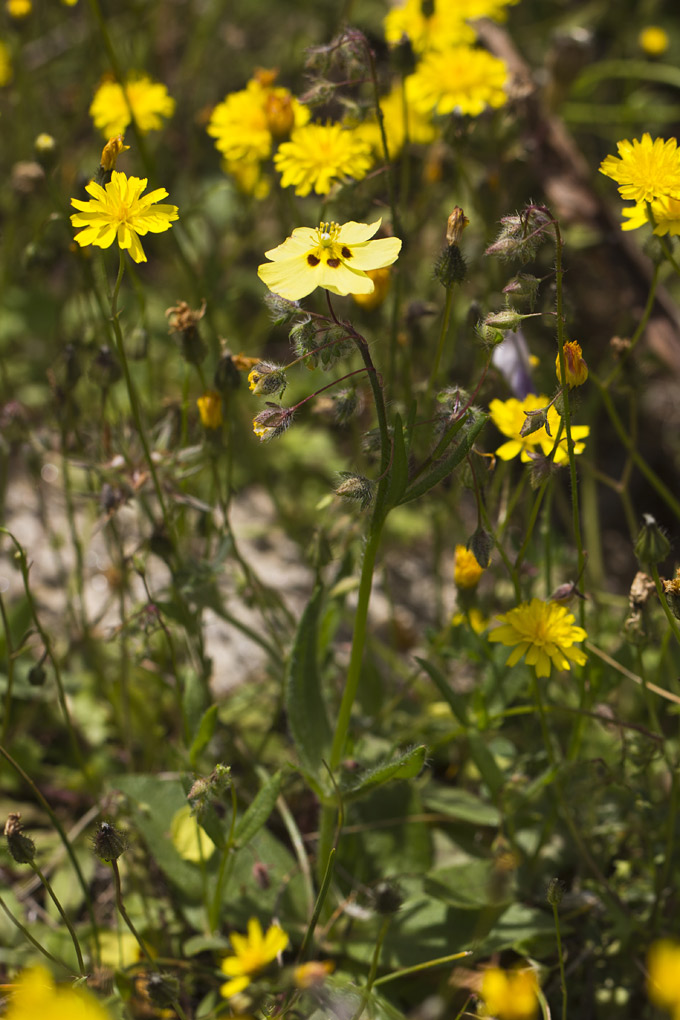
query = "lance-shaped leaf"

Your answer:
(399, 411), (488, 505)
(285, 586), (332, 776)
